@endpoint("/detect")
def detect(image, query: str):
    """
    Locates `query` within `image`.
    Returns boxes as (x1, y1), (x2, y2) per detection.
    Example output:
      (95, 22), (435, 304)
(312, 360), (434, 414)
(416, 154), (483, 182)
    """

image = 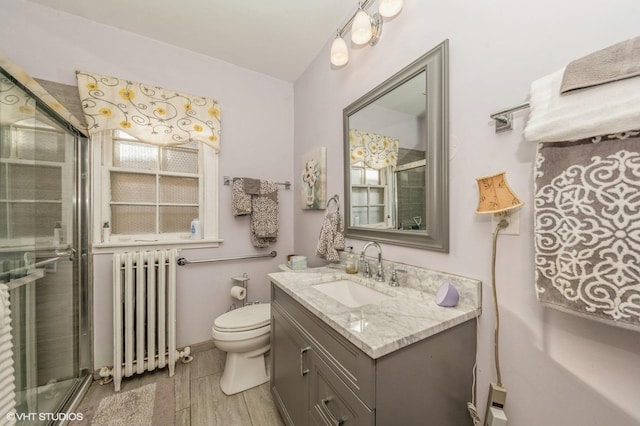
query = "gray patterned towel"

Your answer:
(534, 131), (640, 332)
(316, 207), (345, 262)
(232, 178), (252, 216)
(231, 178), (279, 247)
(249, 180), (278, 248)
